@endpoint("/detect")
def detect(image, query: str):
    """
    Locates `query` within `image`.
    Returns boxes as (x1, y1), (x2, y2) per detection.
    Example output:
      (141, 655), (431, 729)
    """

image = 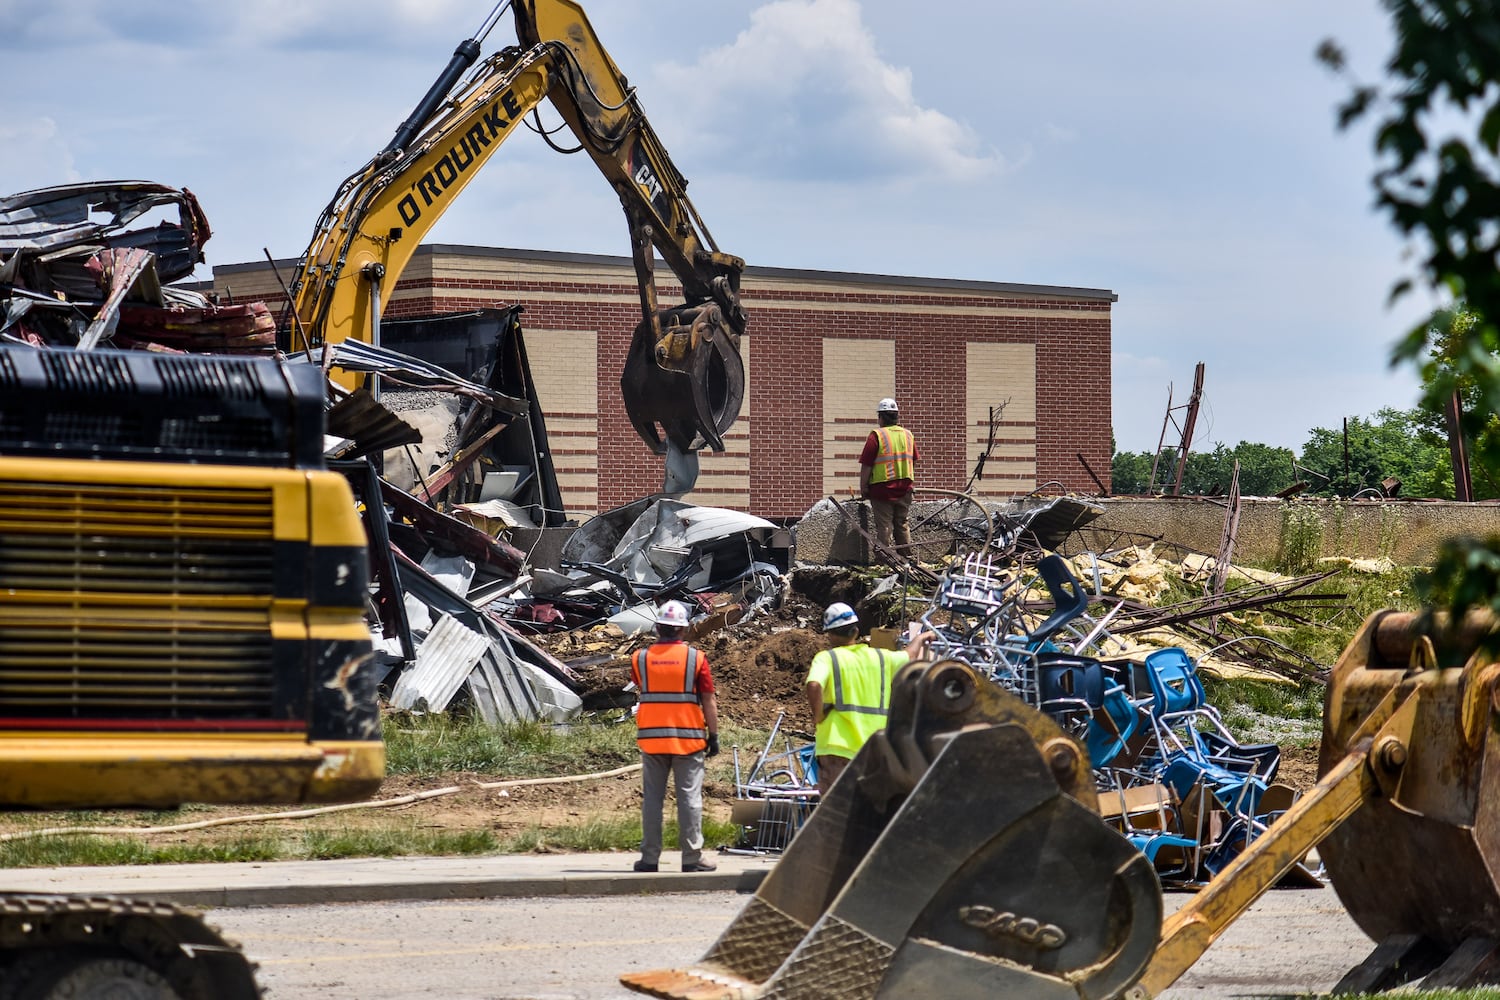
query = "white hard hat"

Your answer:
(876, 397), (899, 414)
(655, 600), (692, 627)
(822, 602), (859, 631)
